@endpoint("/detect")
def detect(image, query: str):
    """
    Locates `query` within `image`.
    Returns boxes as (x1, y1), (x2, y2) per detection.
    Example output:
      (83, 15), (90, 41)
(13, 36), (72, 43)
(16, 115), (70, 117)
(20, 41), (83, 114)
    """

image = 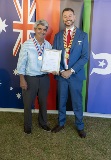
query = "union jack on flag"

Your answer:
(0, 0), (36, 109)
(13, 0), (36, 56)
